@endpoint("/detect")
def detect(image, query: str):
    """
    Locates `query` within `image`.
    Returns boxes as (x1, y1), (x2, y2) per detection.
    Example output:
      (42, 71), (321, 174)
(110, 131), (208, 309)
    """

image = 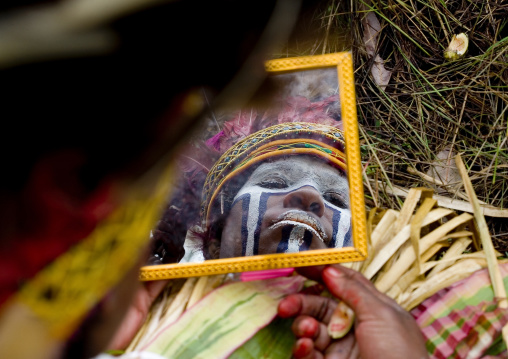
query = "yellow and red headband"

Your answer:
(201, 122), (346, 228)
